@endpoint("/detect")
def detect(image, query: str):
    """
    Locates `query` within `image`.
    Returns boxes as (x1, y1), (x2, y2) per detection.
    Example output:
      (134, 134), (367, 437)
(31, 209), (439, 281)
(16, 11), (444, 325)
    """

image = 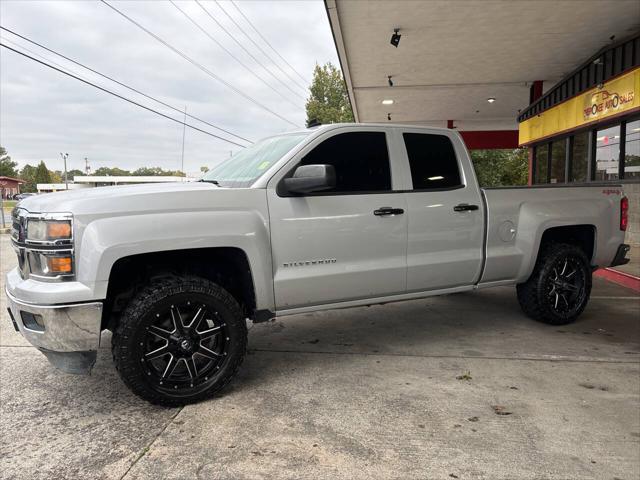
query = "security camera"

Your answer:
(390, 28), (401, 48)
